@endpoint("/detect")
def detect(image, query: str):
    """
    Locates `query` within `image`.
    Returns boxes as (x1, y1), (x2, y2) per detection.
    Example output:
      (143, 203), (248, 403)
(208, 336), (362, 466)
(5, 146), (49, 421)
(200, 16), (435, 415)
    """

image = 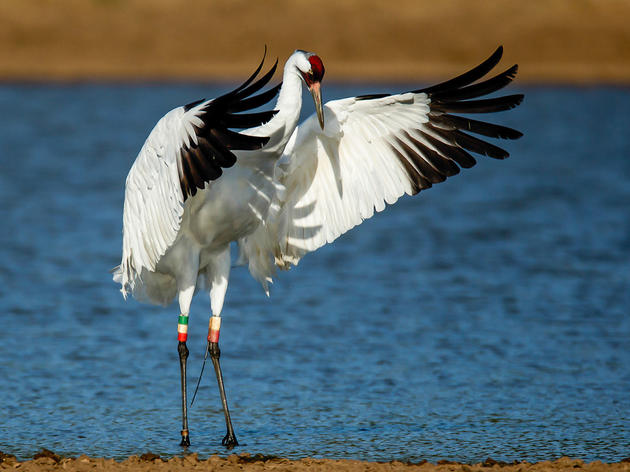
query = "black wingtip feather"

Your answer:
(231, 58), (279, 103)
(416, 46), (504, 95)
(411, 47), (522, 181)
(404, 131), (460, 177)
(429, 64), (519, 102)
(432, 94), (524, 114)
(450, 130), (511, 160)
(231, 46), (268, 96)
(429, 113), (523, 140)
(228, 82), (282, 114)
(390, 144), (432, 195)
(222, 109), (278, 129)
(179, 49), (281, 200)
(418, 129), (476, 168)
(395, 137), (446, 184)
